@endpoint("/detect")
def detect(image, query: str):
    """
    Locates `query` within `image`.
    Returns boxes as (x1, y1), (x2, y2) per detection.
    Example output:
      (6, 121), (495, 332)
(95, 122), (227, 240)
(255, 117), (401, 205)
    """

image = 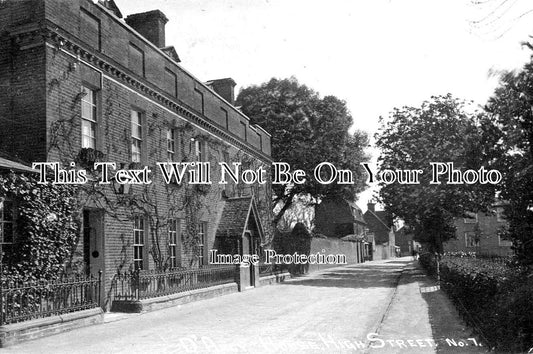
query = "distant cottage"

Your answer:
(444, 202), (512, 256)
(363, 201), (397, 260)
(314, 197), (367, 239)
